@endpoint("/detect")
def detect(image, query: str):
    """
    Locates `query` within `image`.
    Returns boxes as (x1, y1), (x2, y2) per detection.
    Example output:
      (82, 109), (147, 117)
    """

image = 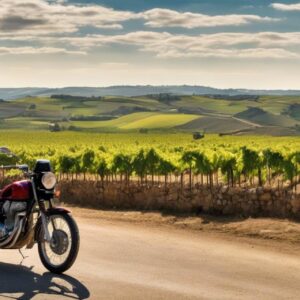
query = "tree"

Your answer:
(139, 128), (149, 134)
(49, 123), (61, 132)
(208, 152), (221, 187)
(0, 153), (18, 180)
(263, 149), (284, 185)
(241, 147), (264, 186)
(284, 152), (300, 189)
(58, 154), (76, 180)
(193, 152), (212, 186)
(96, 158), (108, 187)
(292, 152), (300, 188)
(81, 149), (95, 181)
(158, 158), (176, 188)
(112, 154), (133, 185)
(72, 155), (82, 180)
(220, 153), (237, 187)
(145, 149), (160, 185)
(133, 149), (147, 184)
(28, 104), (36, 110)
(181, 151), (197, 190)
